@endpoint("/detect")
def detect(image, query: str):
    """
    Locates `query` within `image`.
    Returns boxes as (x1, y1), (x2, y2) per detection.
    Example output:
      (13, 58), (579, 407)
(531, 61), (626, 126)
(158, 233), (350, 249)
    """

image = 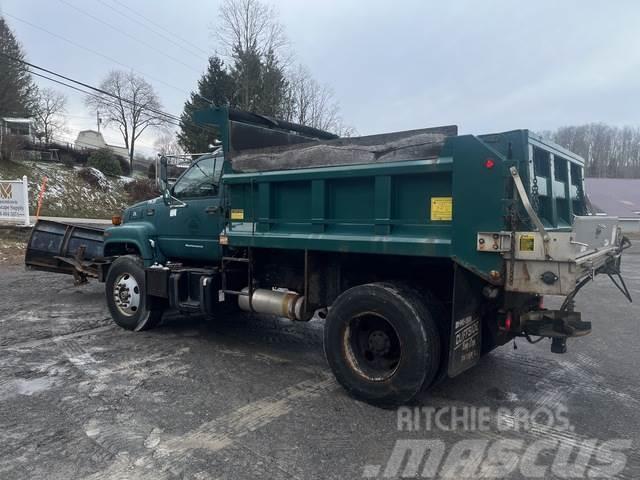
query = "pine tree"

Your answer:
(255, 49), (287, 117)
(0, 17), (37, 117)
(230, 46), (263, 111)
(178, 56), (234, 153)
(178, 51), (289, 154)
(229, 46), (287, 117)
